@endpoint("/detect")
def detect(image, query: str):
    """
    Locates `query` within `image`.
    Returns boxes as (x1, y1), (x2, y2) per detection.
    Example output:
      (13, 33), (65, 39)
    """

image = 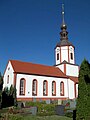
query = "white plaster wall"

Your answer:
(16, 74), (69, 99)
(66, 64), (79, 77)
(3, 61), (14, 89)
(68, 79), (75, 99)
(61, 46), (68, 63)
(56, 64), (64, 73)
(55, 47), (60, 65)
(55, 46), (75, 65)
